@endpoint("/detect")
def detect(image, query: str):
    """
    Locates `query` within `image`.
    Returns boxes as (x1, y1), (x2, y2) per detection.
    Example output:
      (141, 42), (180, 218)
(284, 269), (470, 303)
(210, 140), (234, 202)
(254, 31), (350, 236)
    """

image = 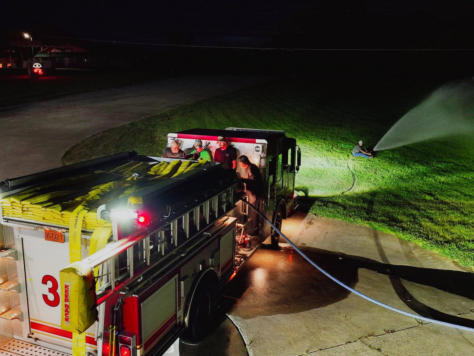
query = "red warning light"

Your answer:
(120, 345), (132, 356)
(102, 342), (110, 355)
(136, 211), (150, 226)
(33, 68), (44, 75)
